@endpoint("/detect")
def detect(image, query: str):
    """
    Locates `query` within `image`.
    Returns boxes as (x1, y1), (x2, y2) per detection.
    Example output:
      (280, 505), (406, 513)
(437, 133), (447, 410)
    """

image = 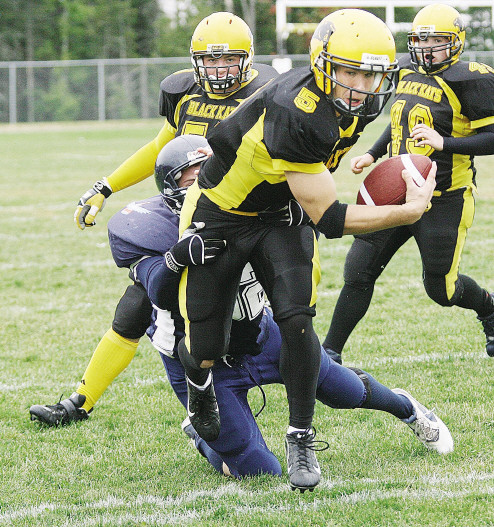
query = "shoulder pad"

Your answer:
(160, 69), (196, 95)
(442, 60), (494, 82)
(252, 62), (279, 78)
(398, 54), (413, 70)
